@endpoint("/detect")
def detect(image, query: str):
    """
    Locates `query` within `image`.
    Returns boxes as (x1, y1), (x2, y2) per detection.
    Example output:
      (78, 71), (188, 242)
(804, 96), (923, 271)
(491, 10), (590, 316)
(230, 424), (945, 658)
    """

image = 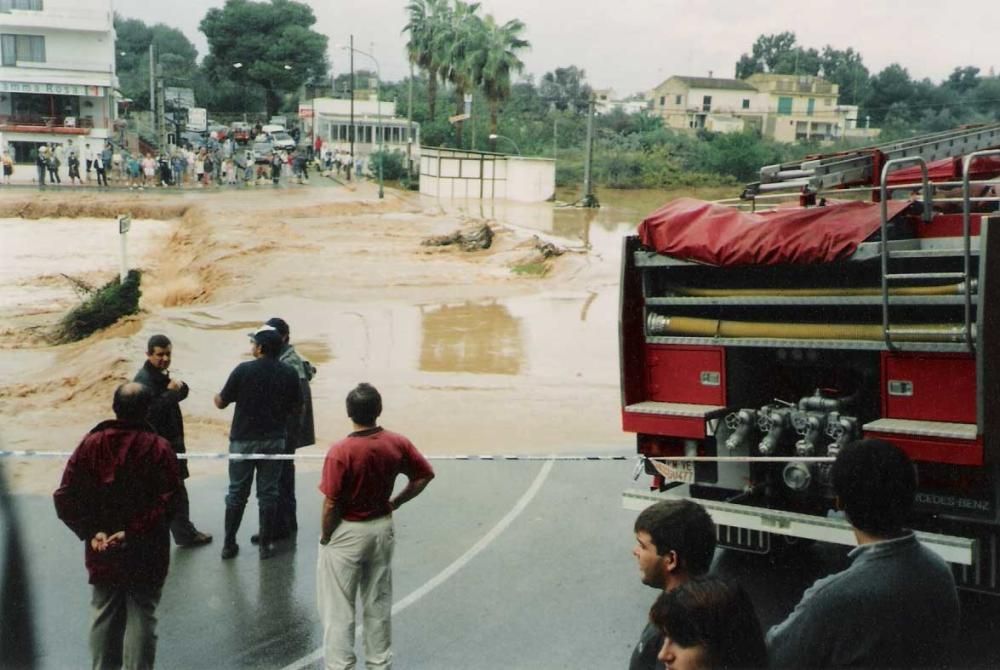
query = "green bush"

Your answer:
(367, 149), (409, 182)
(55, 270), (142, 343)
